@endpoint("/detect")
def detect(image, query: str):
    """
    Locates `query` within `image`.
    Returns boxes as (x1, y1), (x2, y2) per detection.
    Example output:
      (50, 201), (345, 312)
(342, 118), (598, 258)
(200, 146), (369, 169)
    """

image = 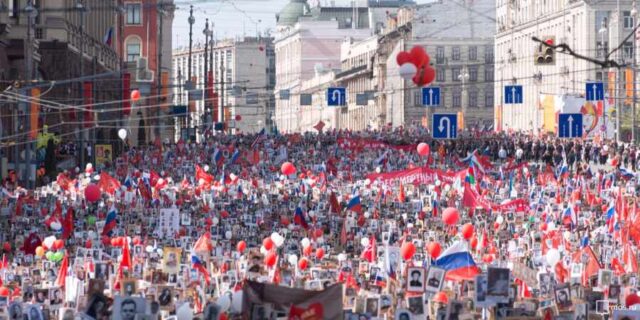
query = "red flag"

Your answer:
(398, 183), (406, 203)
(330, 192), (342, 214)
(623, 243), (638, 274)
(121, 239), (131, 270)
(56, 173), (72, 191)
(55, 253), (68, 288)
(612, 257), (625, 275)
(572, 246), (601, 286)
(340, 220), (348, 245)
(62, 207), (74, 240)
(98, 172), (121, 195)
(554, 262), (569, 283)
(195, 165), (214, 185)
(462, 183), (491, 210)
